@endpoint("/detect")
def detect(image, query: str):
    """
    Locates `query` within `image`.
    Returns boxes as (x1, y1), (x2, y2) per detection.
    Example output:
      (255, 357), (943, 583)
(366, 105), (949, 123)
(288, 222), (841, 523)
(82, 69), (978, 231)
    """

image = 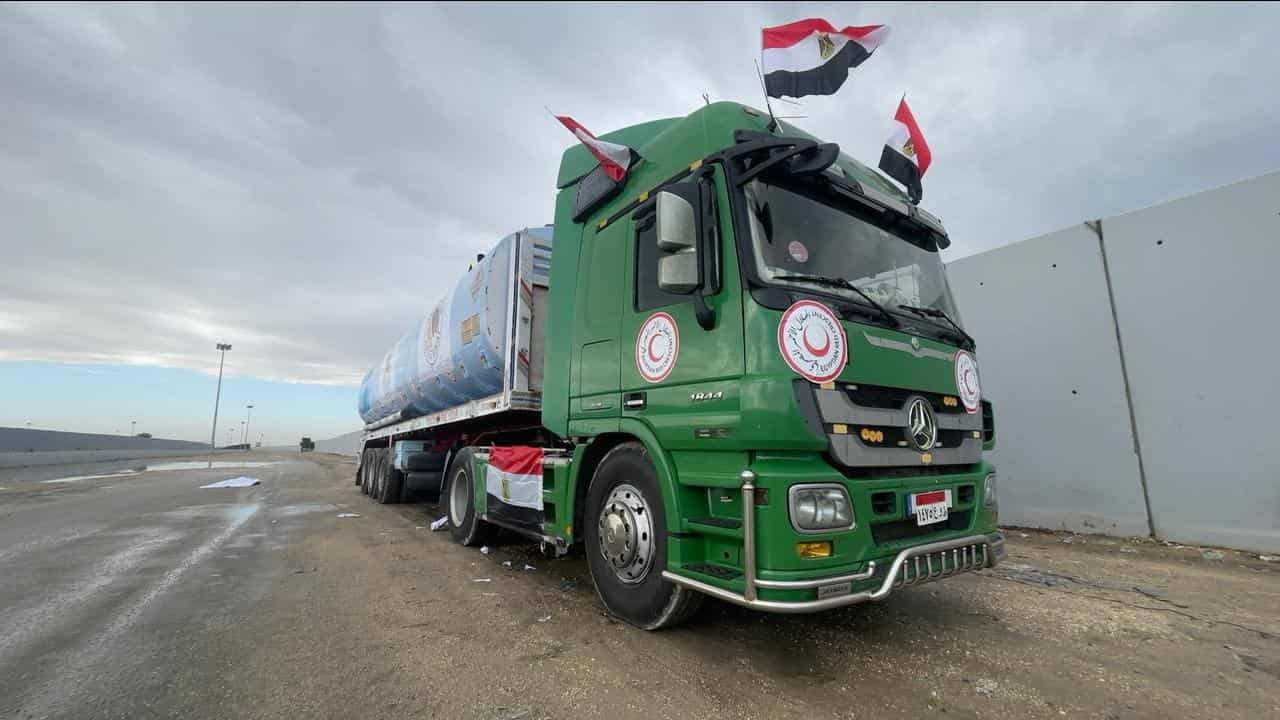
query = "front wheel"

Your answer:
(584, 442), (702, 630)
